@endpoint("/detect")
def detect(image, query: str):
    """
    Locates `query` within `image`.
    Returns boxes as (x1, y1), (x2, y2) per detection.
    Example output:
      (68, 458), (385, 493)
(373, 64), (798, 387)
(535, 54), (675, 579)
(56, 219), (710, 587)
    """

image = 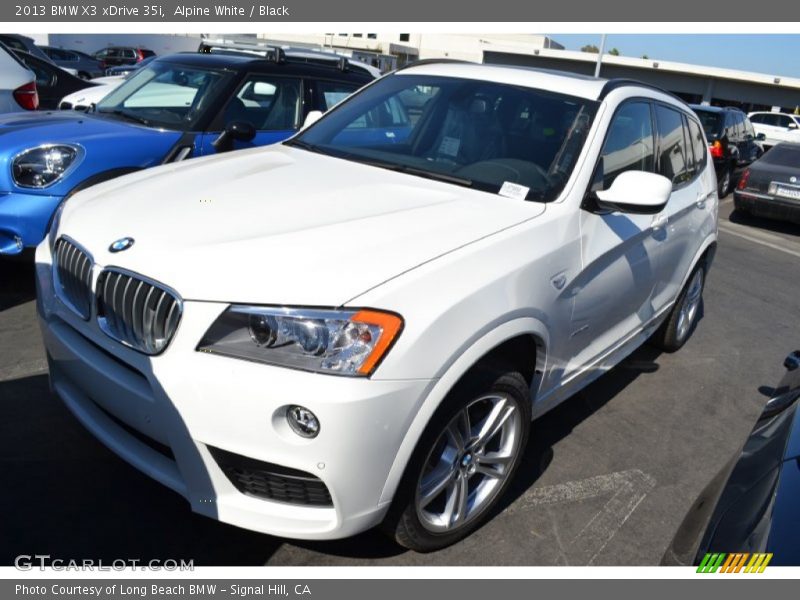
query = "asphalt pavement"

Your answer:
(1, 195), (799, 566)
